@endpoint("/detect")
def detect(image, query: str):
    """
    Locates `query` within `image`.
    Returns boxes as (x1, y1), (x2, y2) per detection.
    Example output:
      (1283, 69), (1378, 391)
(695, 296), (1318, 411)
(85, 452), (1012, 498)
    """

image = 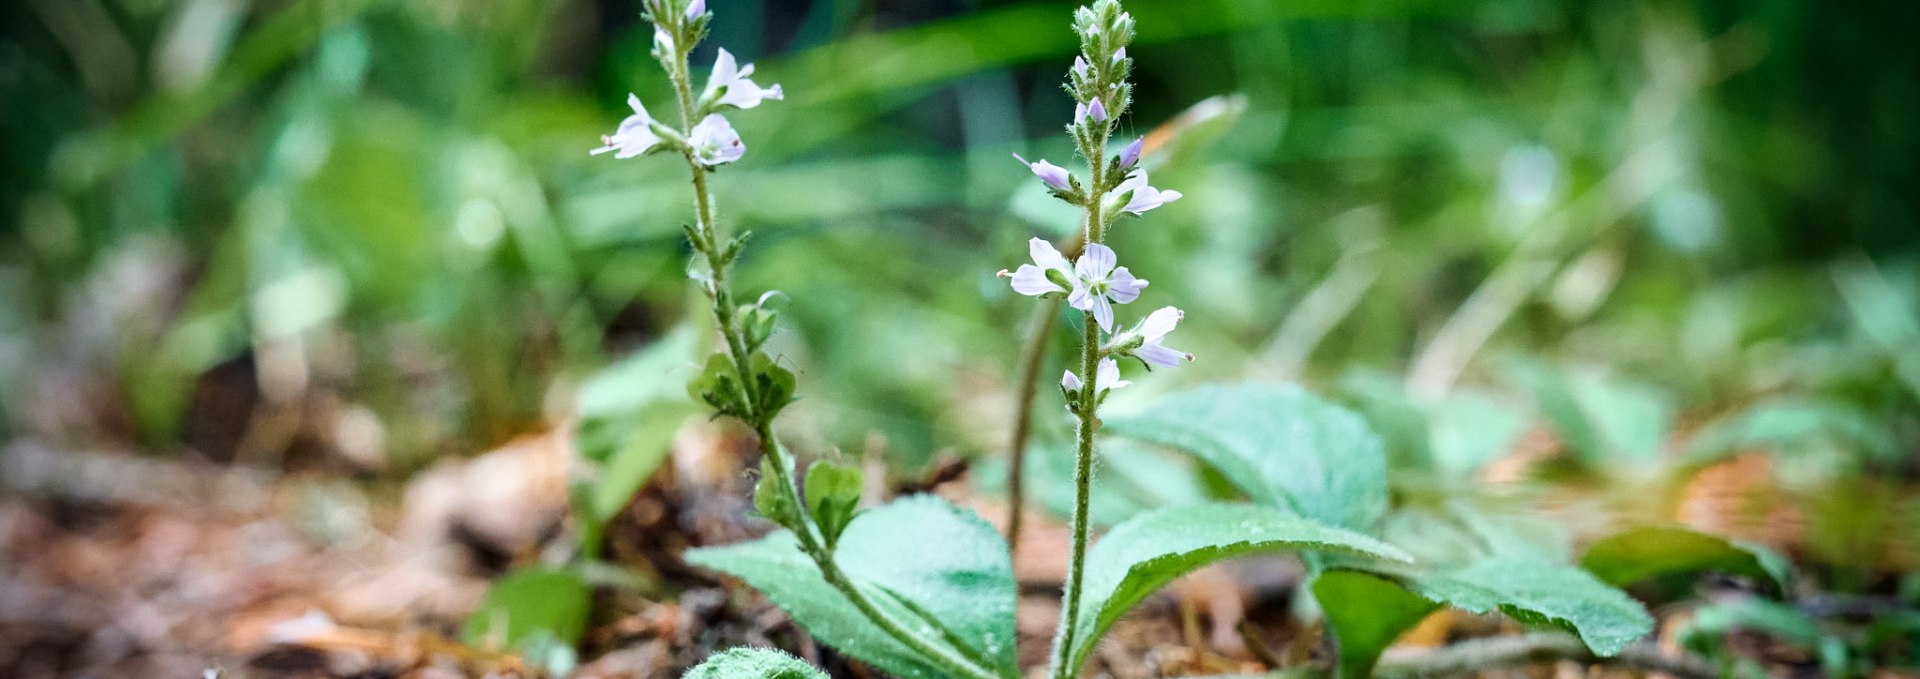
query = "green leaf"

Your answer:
(1506, 361), (1673, 466)
(1313, 570), (1440, 679)
(1103, 382), (1389, 531)
(461, 567), (592, 653)
(1405, 556), (1655, 656)
(683, 647), (827, 679)
(1579, 525), (1791, 594)
(573, 326), (698, 553)
(803, 460), (863, 548)
(1061, 502), (1414, 672)
(685, 495), (1018, 679)
(754, 455), (805, 532)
